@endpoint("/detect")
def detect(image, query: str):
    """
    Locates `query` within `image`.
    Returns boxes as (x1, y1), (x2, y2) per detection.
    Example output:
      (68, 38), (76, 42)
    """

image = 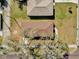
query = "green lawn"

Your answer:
(55, 3), (77, 44)
(10, 0), (29, 19)
(0, 36), (3, 45)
